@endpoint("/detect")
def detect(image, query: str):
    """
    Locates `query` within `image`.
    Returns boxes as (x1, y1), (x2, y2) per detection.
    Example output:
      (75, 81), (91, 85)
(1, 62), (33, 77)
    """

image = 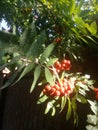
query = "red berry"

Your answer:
(66, 60), (71, 65)
(45, 84), (51, 91)
(64, 93), (68, 96)
(54, 84), (60, 90)
(54, 61), (61, 69)
(60, 86), (65, 96)
(62, 79), (68, 86)
(50, 87), (56, 96)
(95, 93), (98, 100)
(93, 88), (98, 93)
(55, 90), (61, 96)
(67, 90), (72, 95)
(62, 59), (68, 64)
